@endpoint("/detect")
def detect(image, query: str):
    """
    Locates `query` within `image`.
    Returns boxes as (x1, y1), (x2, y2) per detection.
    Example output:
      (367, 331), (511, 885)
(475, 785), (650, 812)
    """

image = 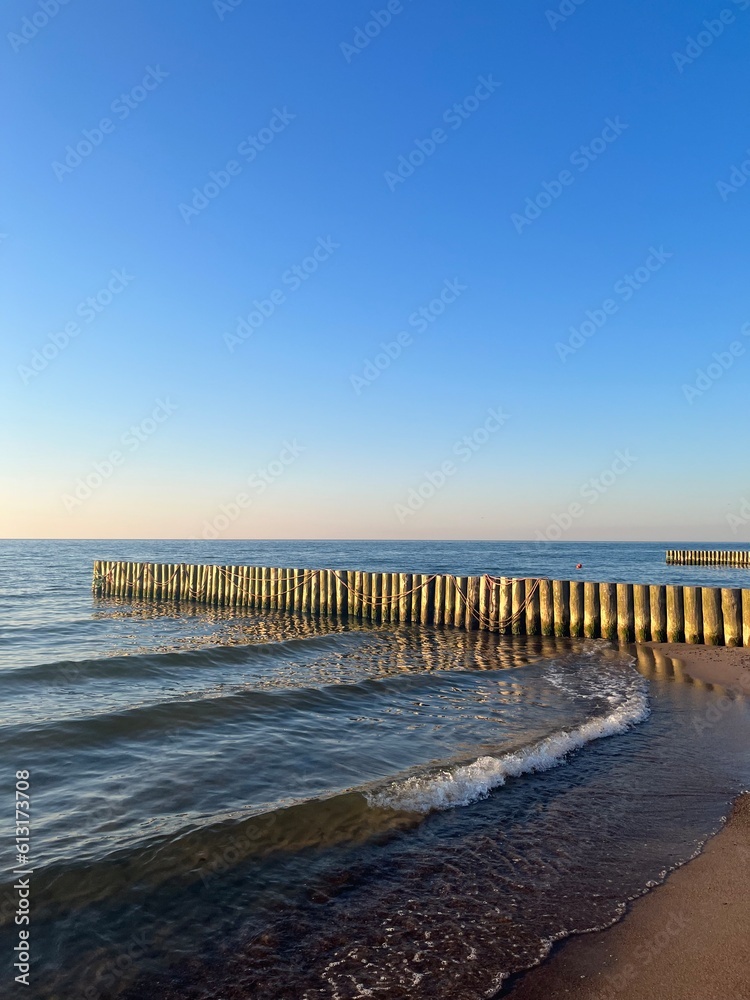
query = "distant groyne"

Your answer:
(92, 561), (750, 647)
(666, 549), (750, 567)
